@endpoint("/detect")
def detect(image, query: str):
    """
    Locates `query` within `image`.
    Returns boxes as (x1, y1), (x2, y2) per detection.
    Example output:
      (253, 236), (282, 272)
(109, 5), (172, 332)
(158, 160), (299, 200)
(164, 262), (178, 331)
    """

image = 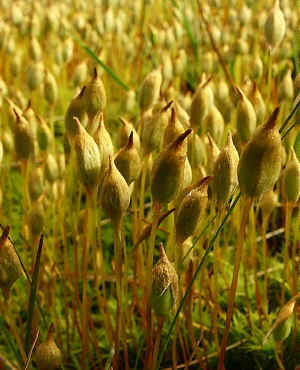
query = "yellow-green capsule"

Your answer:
(65, 86), (88, 138)
(282, 148), (300, 202)
(238, 107), (282, 198)
(212, 132), (239, 204)
(175, 176), (210, 245)
(118, 116), (140, 152)
(13, 110), (35, 160)
(115, 131), (142, 185)
(73, 117), (101, 191)
(236, 87), (257, 143)
(101, 156), (130, 228)
(139, 68), (162, 112)
(93, 112), (114, 175)
(151, 129), (192, 204)
(84, 67), (107, 122)
(264, 0), (286, 51)
(190, 77), (214, 133)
